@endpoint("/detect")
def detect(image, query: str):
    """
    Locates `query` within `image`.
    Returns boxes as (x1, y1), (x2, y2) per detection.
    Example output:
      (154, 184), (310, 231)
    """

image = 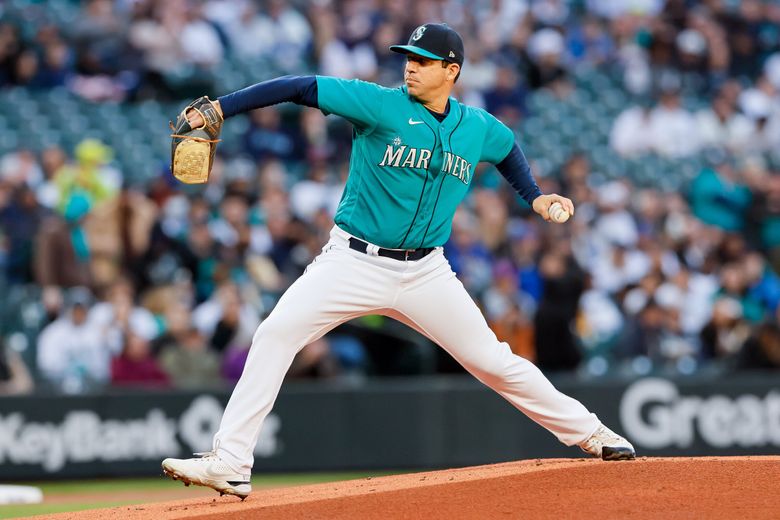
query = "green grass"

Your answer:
(0, 471), (404, 519)
(0, 501), (138, 519)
